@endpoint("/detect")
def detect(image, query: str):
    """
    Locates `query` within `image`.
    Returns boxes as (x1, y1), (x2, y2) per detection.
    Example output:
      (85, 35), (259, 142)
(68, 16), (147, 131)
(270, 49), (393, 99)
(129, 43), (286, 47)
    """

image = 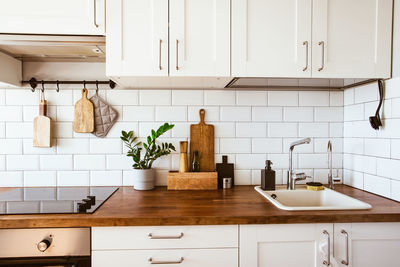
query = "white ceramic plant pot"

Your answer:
(132, 169), (155, 190)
